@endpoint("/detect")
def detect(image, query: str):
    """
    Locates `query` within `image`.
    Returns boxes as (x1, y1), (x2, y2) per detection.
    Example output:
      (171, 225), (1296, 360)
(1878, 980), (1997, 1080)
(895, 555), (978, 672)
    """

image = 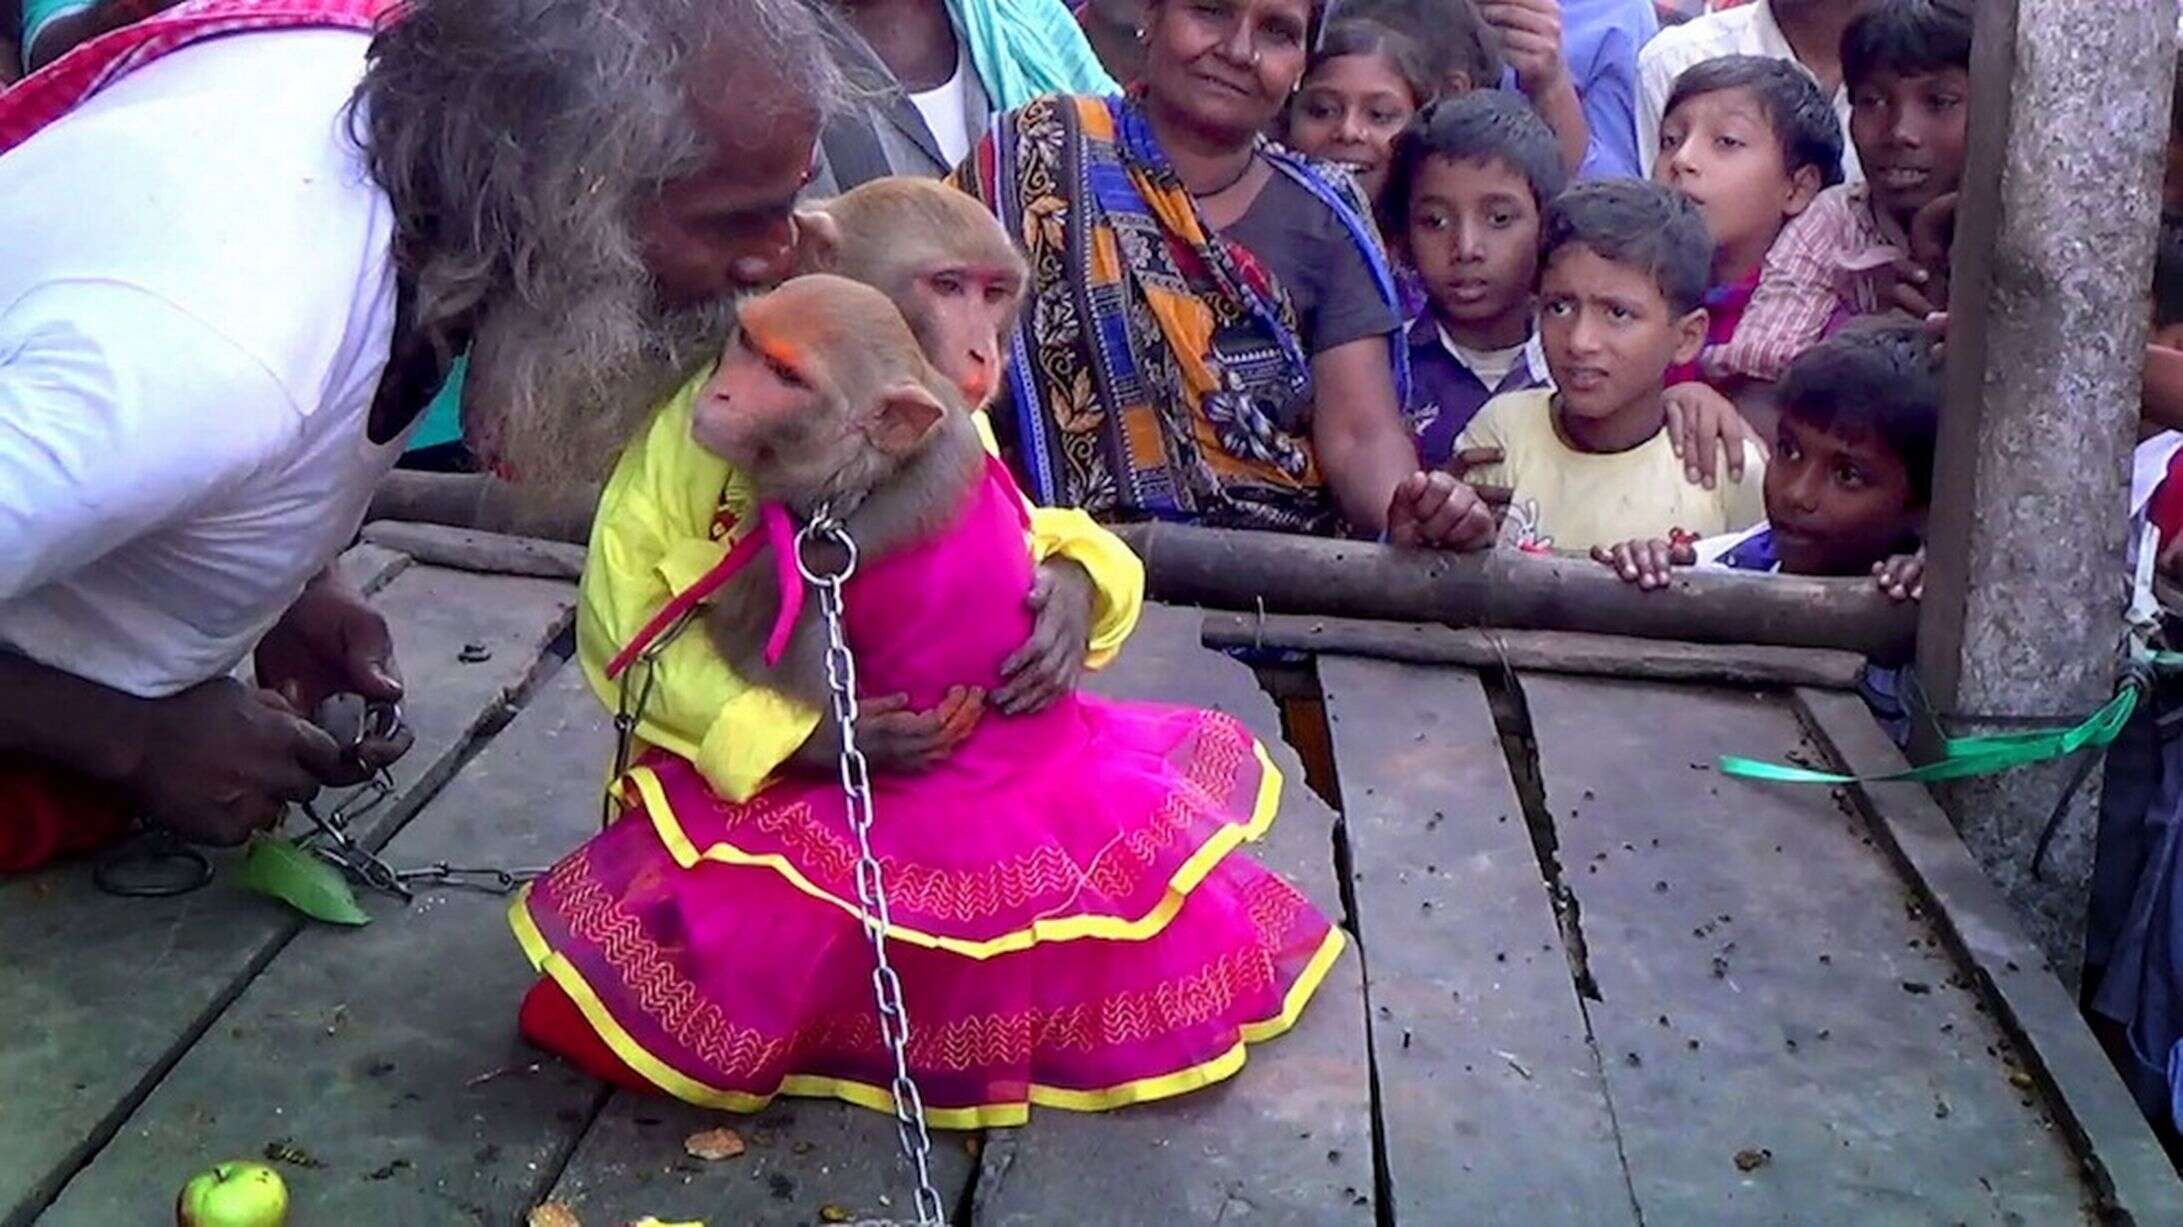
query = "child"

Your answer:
(1653, 54), (1845, 393)
(1593, 321), (1936, 590)
(512, 278), (1341, 1123)
(1454, 179), (1768, 553)
(1703, 0), (1973, 386)
(2127, 215), (2183, 570)
(1286, 17), (1438, 207)
(1341, 0), (1500, 97)
(1383, 89), (1568, 468)
(1593, 322), (1937, 740)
